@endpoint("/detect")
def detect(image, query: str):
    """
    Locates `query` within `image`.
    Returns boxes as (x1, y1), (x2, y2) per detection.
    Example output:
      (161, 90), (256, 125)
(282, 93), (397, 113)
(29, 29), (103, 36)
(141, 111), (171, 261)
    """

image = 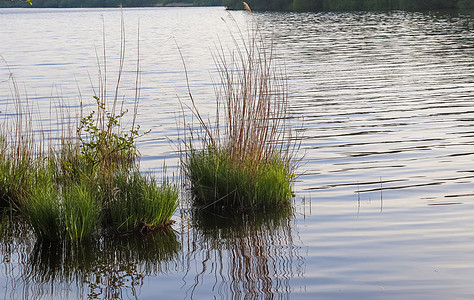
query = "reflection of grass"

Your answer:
(0, 23), (179, 242)
(182, 18), (298, 212)
(186, 203), (302, 299)
(24, 227), (180, 299)
(191, 203), (294, 239)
